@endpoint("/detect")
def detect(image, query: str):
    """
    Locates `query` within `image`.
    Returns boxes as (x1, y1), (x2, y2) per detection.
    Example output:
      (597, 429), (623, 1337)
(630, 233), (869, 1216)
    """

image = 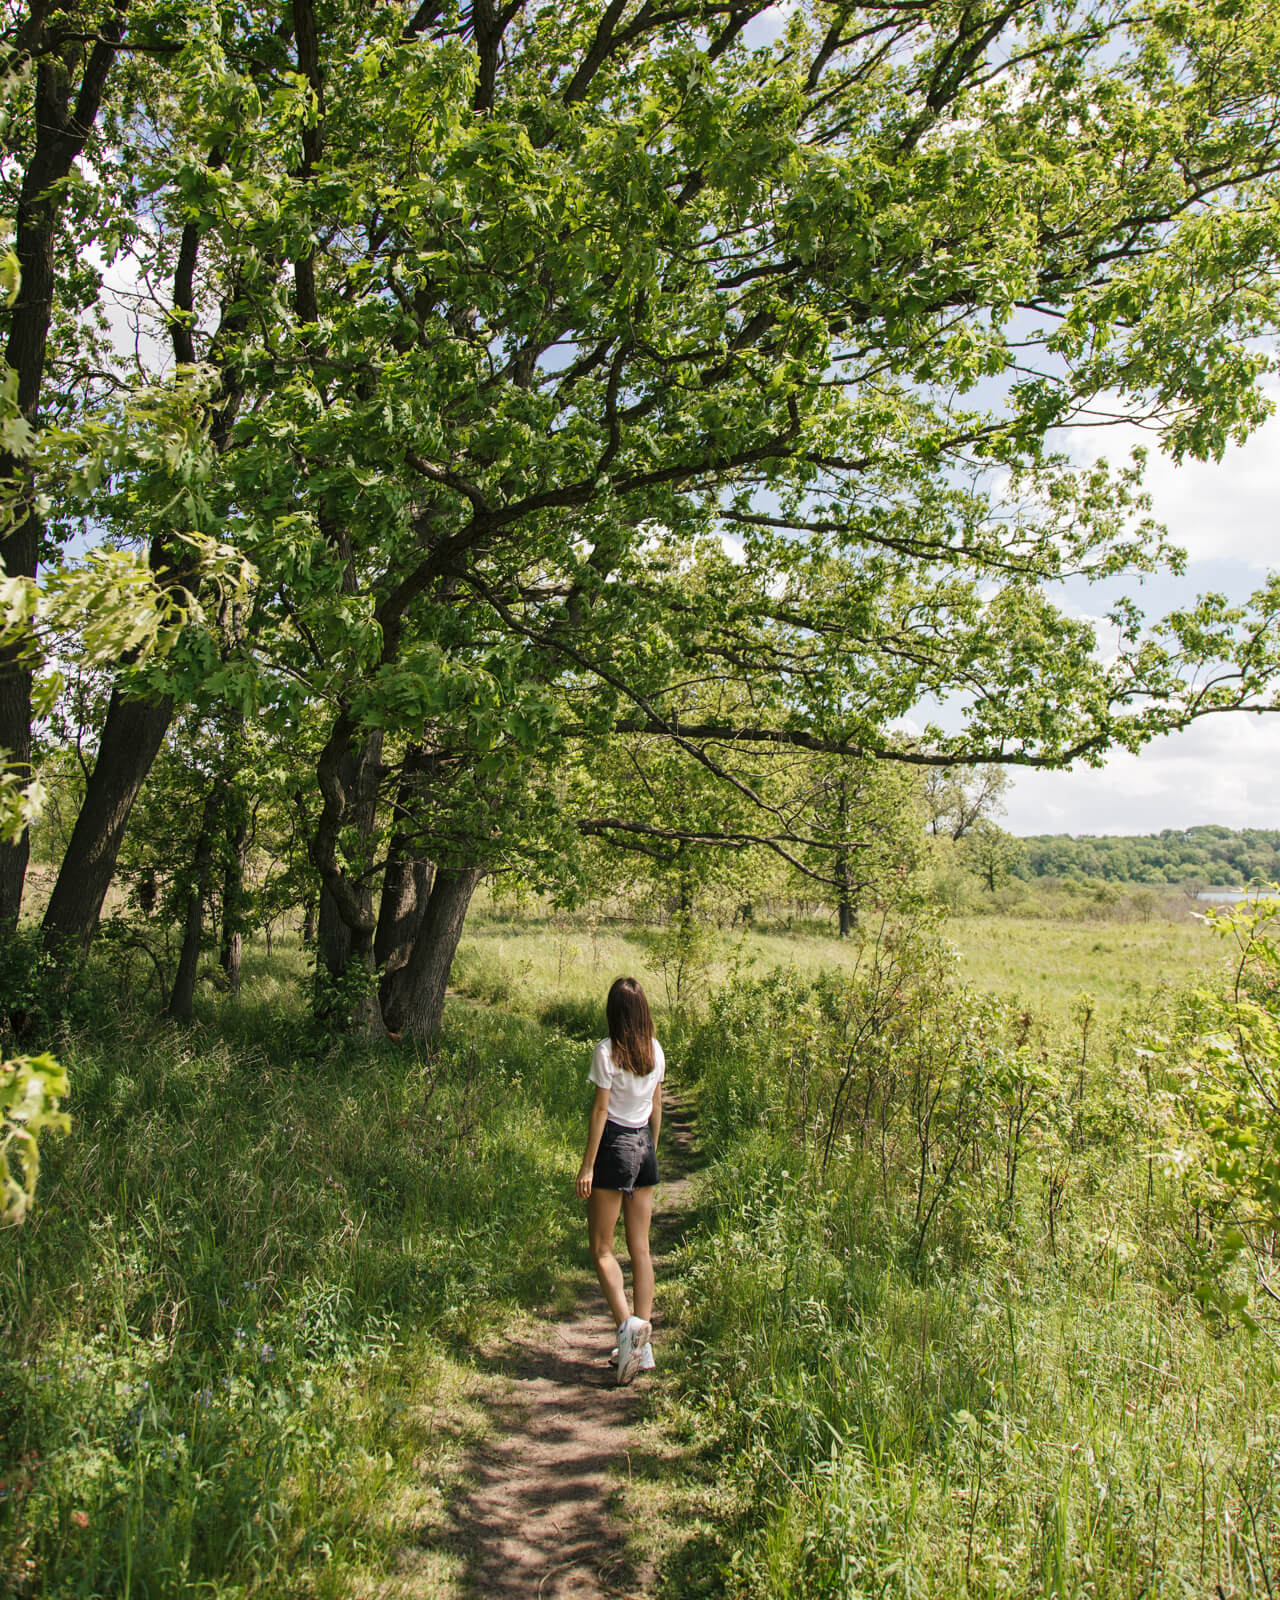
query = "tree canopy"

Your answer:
(1, 0), (1279, 1031)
